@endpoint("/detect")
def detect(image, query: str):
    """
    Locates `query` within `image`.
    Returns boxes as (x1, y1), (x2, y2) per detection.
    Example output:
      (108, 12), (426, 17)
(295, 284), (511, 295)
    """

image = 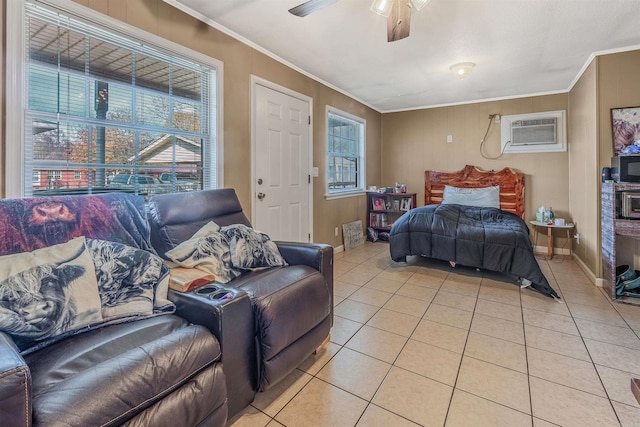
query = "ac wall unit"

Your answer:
(510, 118), (556, 145)
(500, 110), (566, 154)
